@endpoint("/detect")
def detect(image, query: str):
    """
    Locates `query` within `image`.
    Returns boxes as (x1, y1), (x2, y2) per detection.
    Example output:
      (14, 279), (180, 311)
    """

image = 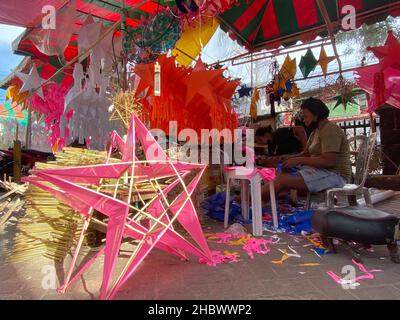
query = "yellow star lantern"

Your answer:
(272, 75), (286, 92)
(318, 46), (335, 77)
(292, 82), (300, 97)
(6, 85), (29, 105)
(250, 88), (260, 120)
(109, 90), (144, 129)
